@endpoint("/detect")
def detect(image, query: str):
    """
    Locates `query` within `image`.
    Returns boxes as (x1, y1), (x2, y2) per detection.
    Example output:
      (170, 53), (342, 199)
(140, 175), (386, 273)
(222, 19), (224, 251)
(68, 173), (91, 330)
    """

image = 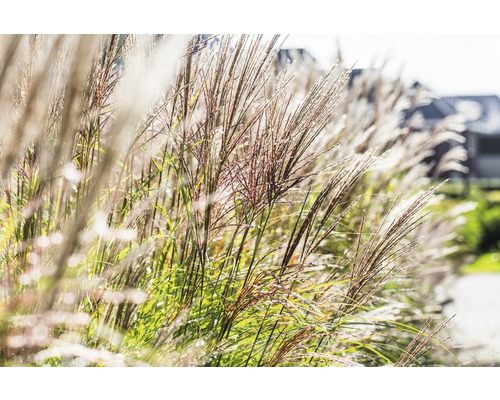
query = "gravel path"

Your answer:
(442, 273), (500, 365)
